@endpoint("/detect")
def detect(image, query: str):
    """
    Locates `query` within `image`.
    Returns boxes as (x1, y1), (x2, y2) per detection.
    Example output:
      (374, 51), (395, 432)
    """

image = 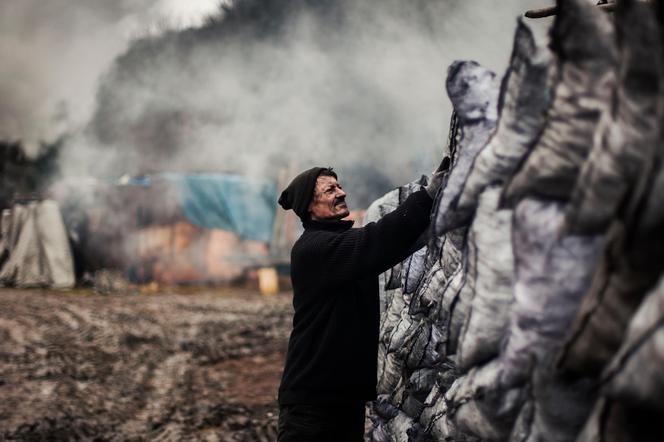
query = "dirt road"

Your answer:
(0, 288), (293, 441)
